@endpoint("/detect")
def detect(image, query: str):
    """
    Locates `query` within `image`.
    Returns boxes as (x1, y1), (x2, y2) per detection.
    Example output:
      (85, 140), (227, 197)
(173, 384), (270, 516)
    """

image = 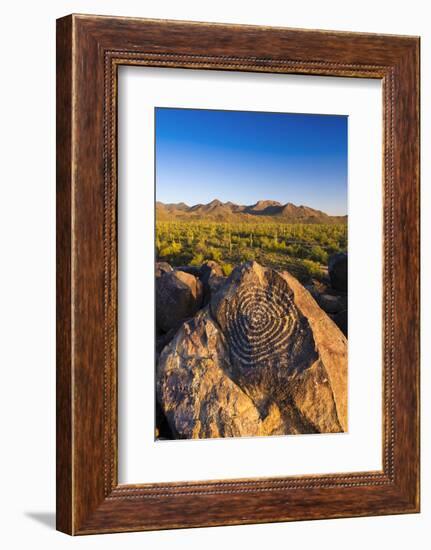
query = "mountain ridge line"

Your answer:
(156, 199), (347, 224)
